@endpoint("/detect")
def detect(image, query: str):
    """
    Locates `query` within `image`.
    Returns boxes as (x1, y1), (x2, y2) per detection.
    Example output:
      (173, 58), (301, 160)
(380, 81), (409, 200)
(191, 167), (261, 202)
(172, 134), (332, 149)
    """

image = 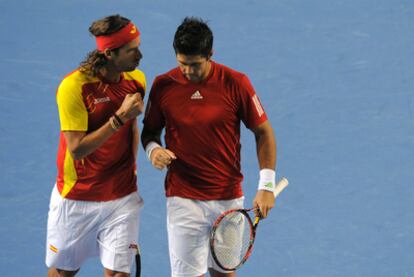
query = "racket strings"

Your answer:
(212, 211), (253, 269)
